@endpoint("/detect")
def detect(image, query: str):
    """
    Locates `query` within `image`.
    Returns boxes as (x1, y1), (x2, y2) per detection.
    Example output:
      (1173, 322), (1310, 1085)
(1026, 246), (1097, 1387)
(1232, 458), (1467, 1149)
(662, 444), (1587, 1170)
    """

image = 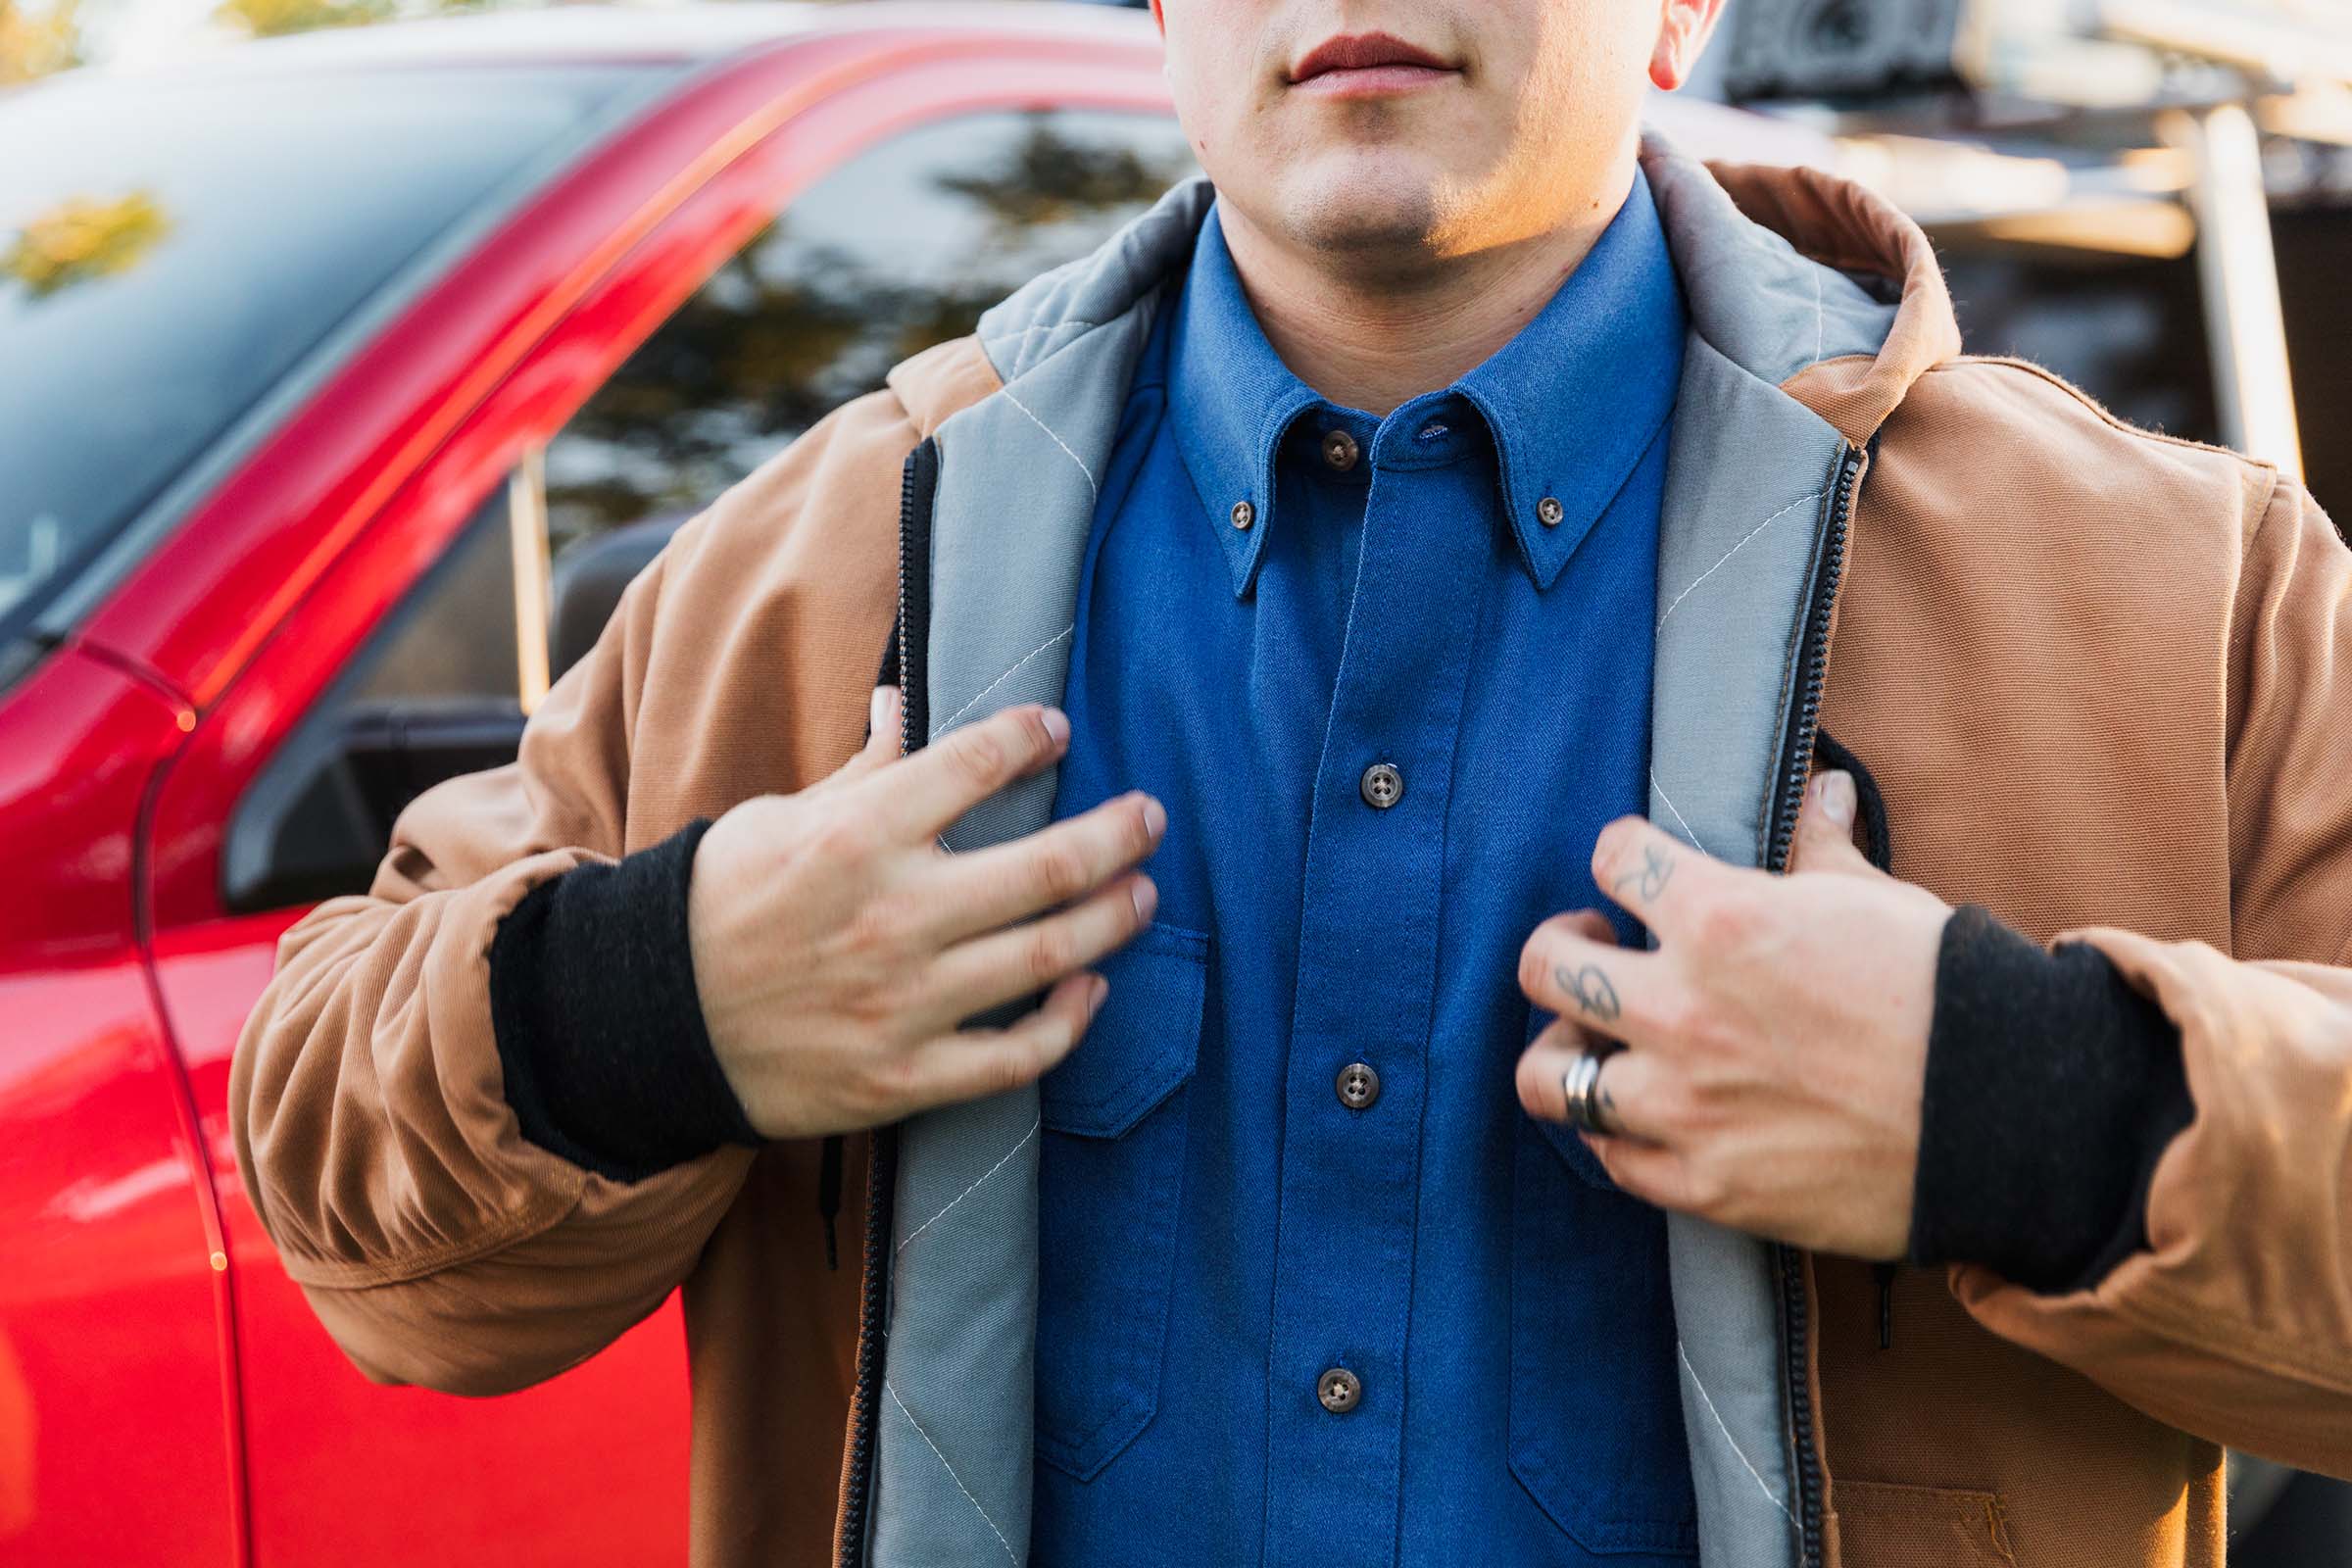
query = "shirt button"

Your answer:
(1537, 496), (1565, 527)
(1359, 760), (1403, 809)
(1320, 428), (1359, 471)
(1336, 1061), (1381, 1110)
(1230, 499), (1255, 530)
(1317, 1367), (1362, 1415)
